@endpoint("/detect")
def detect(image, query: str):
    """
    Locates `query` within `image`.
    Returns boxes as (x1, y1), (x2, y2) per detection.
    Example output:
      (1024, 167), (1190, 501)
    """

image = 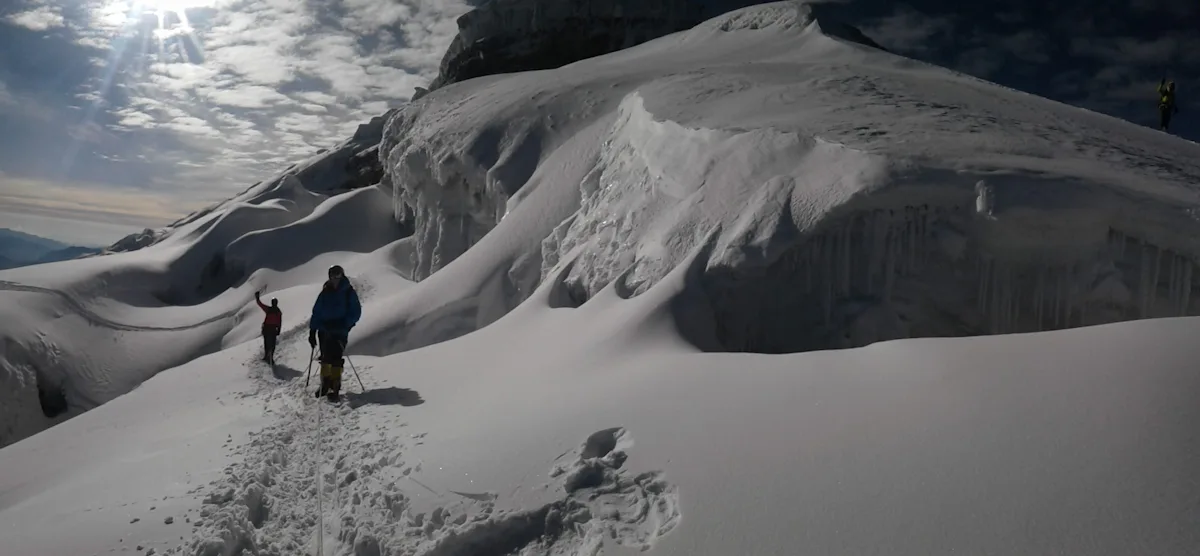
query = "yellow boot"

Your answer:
(327, 366), (344, 401)
(316, 363), (333, 397)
